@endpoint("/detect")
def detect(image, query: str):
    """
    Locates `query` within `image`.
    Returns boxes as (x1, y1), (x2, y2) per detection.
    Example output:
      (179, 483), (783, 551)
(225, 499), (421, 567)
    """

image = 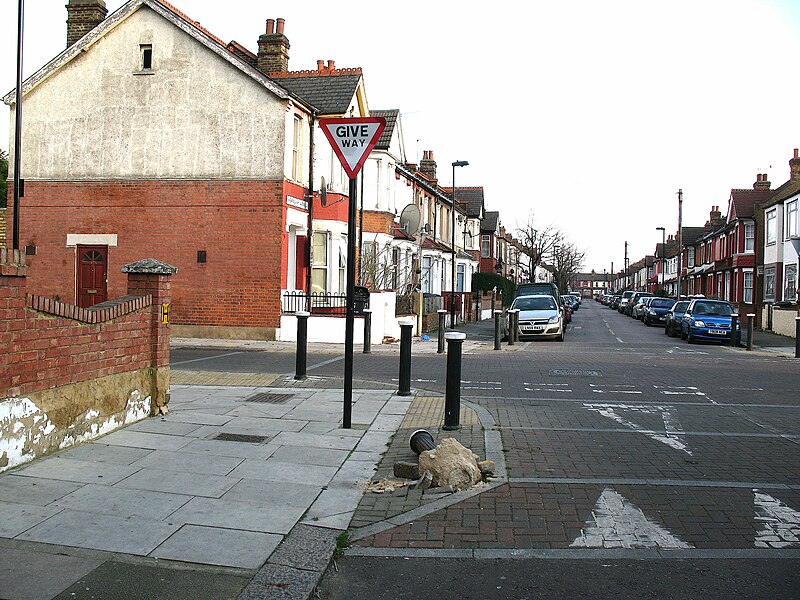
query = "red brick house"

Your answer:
(4, 0), (369, 339)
